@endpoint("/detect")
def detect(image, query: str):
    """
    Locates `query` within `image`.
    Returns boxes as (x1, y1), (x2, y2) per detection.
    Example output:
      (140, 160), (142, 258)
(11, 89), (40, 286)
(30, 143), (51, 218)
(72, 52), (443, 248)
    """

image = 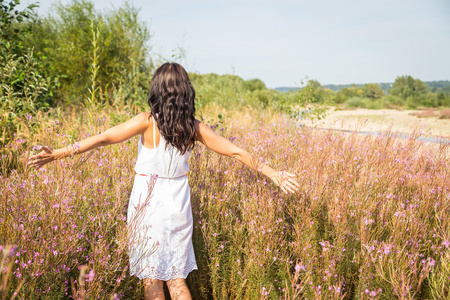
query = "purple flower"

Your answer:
(88, 269), (95, 281)
(428, 259), (436, 267)
(112, 293), (120, 300)
(295, 264), (306, 272)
